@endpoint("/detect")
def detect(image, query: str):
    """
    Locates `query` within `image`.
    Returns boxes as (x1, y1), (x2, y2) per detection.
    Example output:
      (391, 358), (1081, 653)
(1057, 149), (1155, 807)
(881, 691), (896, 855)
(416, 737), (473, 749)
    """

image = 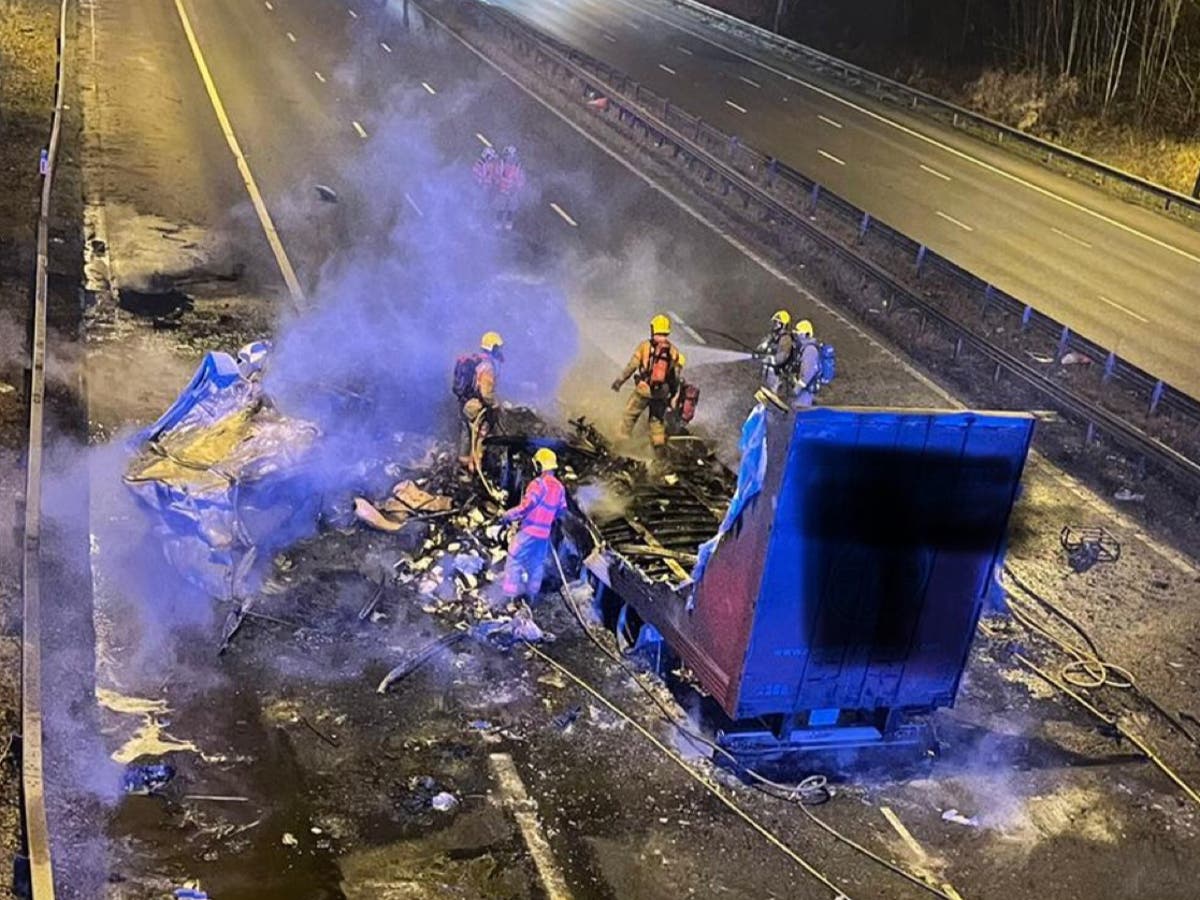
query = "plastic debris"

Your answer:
(553, 705), (583, 731)
(1060, 352), (1092, 366)
(123, 763), (175, 795)
(941, 808), (978, 827)
(1113, 488), (1145, 502)
(282, 832), (299, 847)
(174, 887), (210, 900)
(431, 791), (459, 812)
